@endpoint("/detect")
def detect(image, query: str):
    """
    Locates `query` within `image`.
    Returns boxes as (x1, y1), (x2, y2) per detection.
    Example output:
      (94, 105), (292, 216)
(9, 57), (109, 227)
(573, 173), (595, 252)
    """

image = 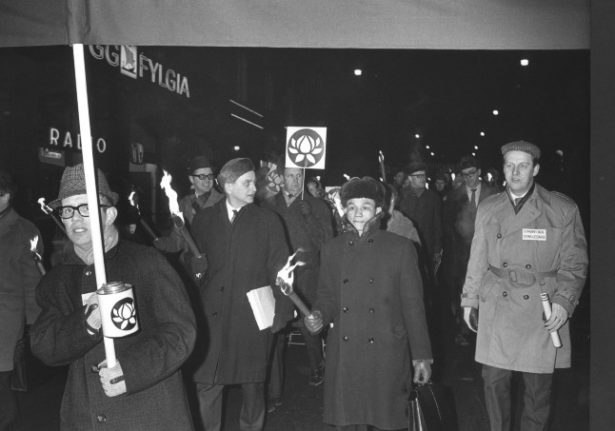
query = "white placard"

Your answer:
(285, 127), (327, 170)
